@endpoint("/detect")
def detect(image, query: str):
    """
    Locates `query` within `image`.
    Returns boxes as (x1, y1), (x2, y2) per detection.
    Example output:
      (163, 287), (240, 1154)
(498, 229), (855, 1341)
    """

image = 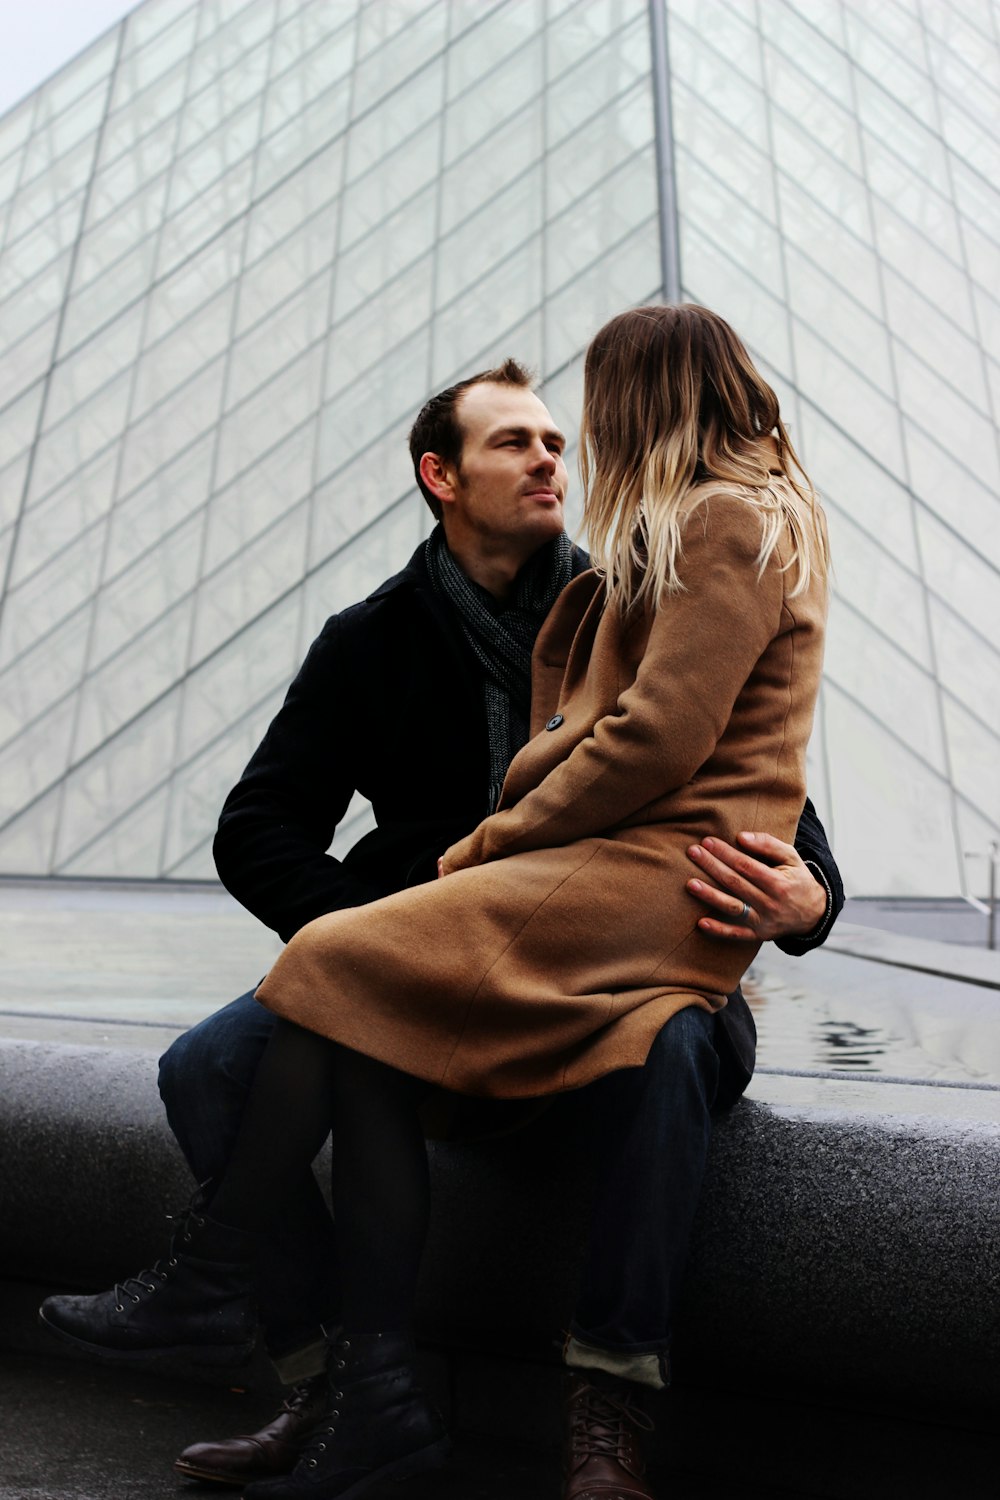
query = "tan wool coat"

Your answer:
(256, 481), (827, 1099)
